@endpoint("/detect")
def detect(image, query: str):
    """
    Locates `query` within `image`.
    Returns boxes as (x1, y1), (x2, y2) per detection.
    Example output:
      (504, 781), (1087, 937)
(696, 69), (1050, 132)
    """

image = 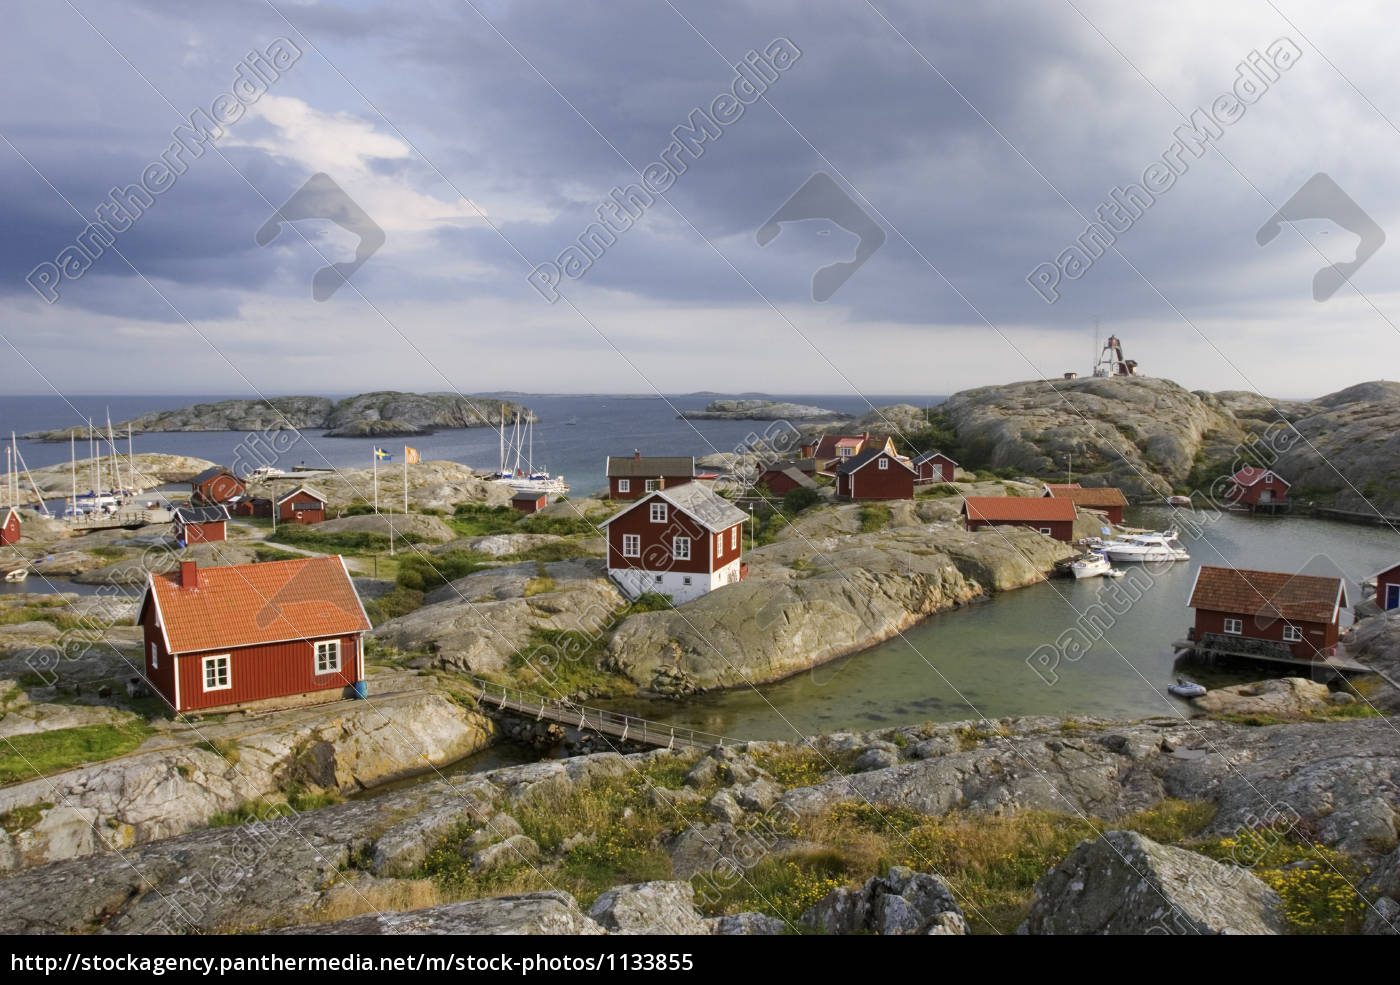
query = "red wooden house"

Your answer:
(835, 448), (915, 500)
(140, 556), (370, 714)
(276, 485), (327, 524)
(512, 490), (548, 514)
(962, 496), (1076, 542)
(1187, 566), (1348, 662)
(1224, 467), (1290, 512)
(1367, 561), (1400, 612)
(173, 505), (228, 544)
(809, 433), (896, 474)
(599, 480), (747, 604)
(1, 507), (20, 546)
(757, 459), (819, 496)
(1042, 485), (1129, 524)
(912, 451), (959, 484)
(605, 453), (696, 500)
(190, 466), (246, 506)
